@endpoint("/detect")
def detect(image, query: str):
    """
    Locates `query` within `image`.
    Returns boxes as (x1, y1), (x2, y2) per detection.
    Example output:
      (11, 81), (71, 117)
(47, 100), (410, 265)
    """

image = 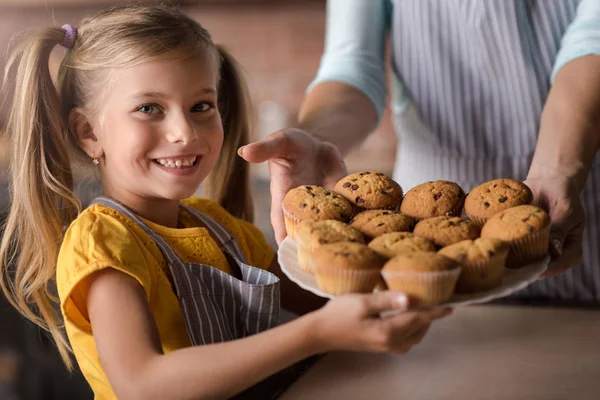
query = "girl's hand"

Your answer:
(310, 292), (452, 354)
(523, 175), (586, 278)
(238, 129), (347, 244)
